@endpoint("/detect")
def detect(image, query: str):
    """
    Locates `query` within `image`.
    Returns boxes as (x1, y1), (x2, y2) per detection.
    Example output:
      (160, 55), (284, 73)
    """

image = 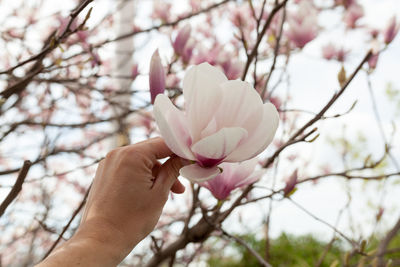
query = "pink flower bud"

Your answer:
(283, 170), (298, 197)
(173, 24), (191, 56)
(149, 50), (165, 104)
(383, 16), (399, 44)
